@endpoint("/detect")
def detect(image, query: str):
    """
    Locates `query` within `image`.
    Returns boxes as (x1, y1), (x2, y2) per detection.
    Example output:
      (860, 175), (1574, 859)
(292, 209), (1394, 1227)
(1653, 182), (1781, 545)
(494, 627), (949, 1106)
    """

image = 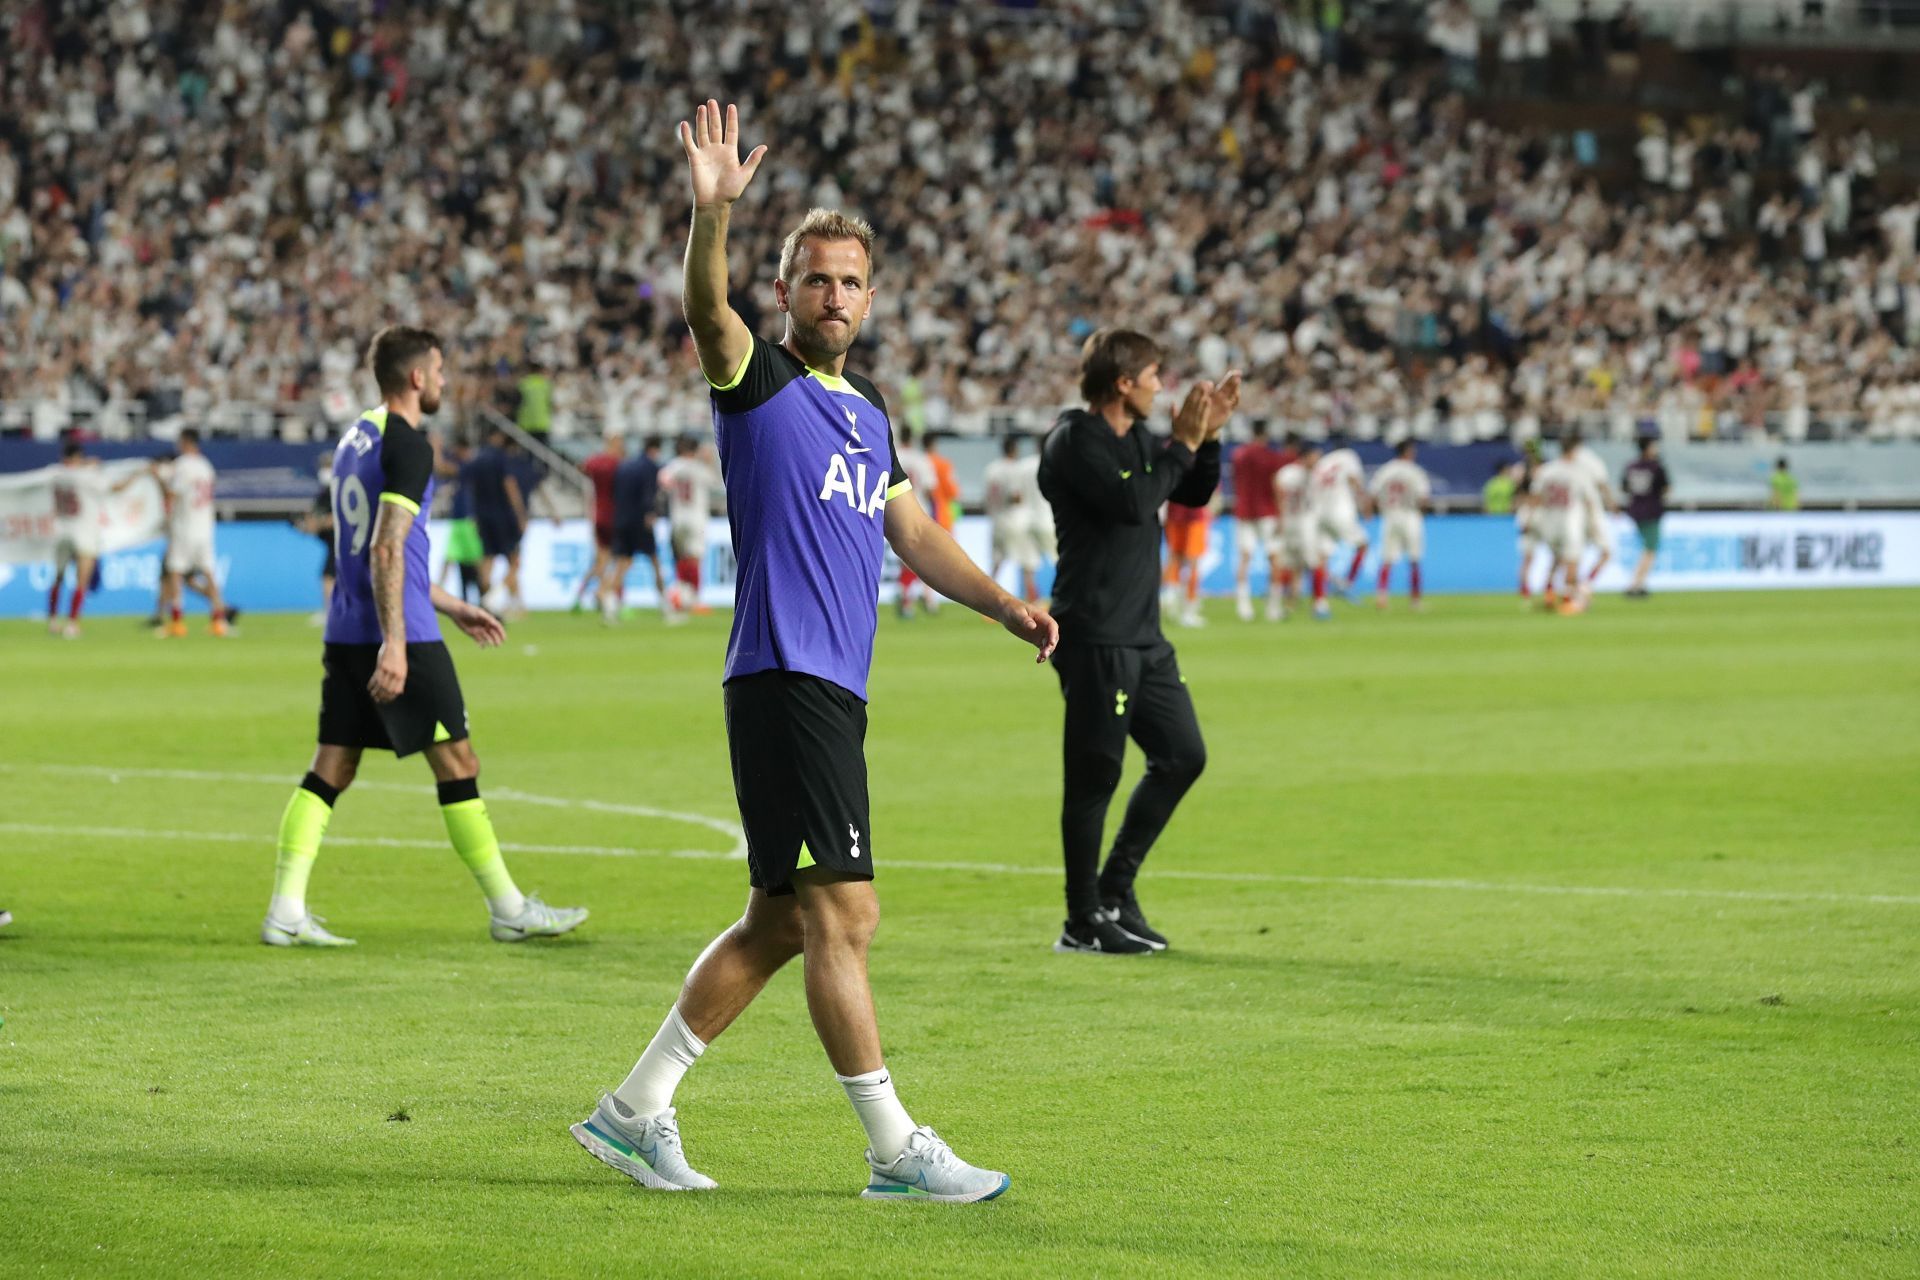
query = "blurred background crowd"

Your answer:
(6, 0), (1920, 450)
